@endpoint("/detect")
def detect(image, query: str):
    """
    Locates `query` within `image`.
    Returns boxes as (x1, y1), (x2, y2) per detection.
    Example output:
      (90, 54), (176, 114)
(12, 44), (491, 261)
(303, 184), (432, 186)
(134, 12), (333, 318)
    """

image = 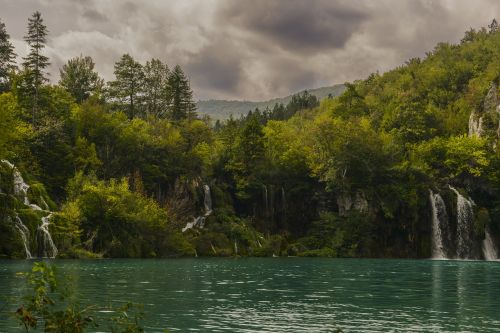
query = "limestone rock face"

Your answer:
(337, 191), (368, 216)
(469, 83), (500, 142)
